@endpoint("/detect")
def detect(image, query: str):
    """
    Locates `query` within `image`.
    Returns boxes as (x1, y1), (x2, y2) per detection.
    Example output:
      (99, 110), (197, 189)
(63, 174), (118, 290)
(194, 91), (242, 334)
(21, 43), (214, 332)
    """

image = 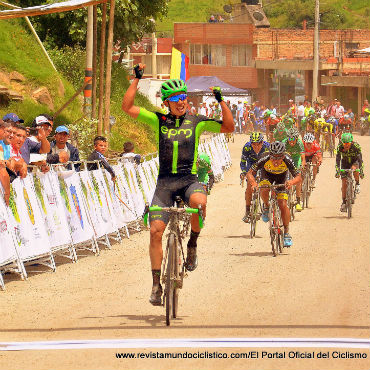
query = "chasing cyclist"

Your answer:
(246, 141), (302, 247)
(197, 152), (215, 194)
(240, 132), (269, 222)
(273, 122), (288, 142)
(282, 128), (305, 211)
(335, 132), (364, 212)
(122, 64), (234, 305)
